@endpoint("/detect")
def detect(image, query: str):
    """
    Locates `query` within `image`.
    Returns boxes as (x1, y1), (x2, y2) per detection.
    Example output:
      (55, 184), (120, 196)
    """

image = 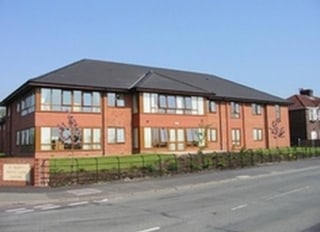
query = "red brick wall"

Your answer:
(3, 88), (290, 158)
(242, 103), (267, 149)
(266, 105), (290, 147)
(105, 94), (133, 155)
(4, 94), (36, 156)
(33, 159), (49, 187)
(137, 100), (290, 153)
